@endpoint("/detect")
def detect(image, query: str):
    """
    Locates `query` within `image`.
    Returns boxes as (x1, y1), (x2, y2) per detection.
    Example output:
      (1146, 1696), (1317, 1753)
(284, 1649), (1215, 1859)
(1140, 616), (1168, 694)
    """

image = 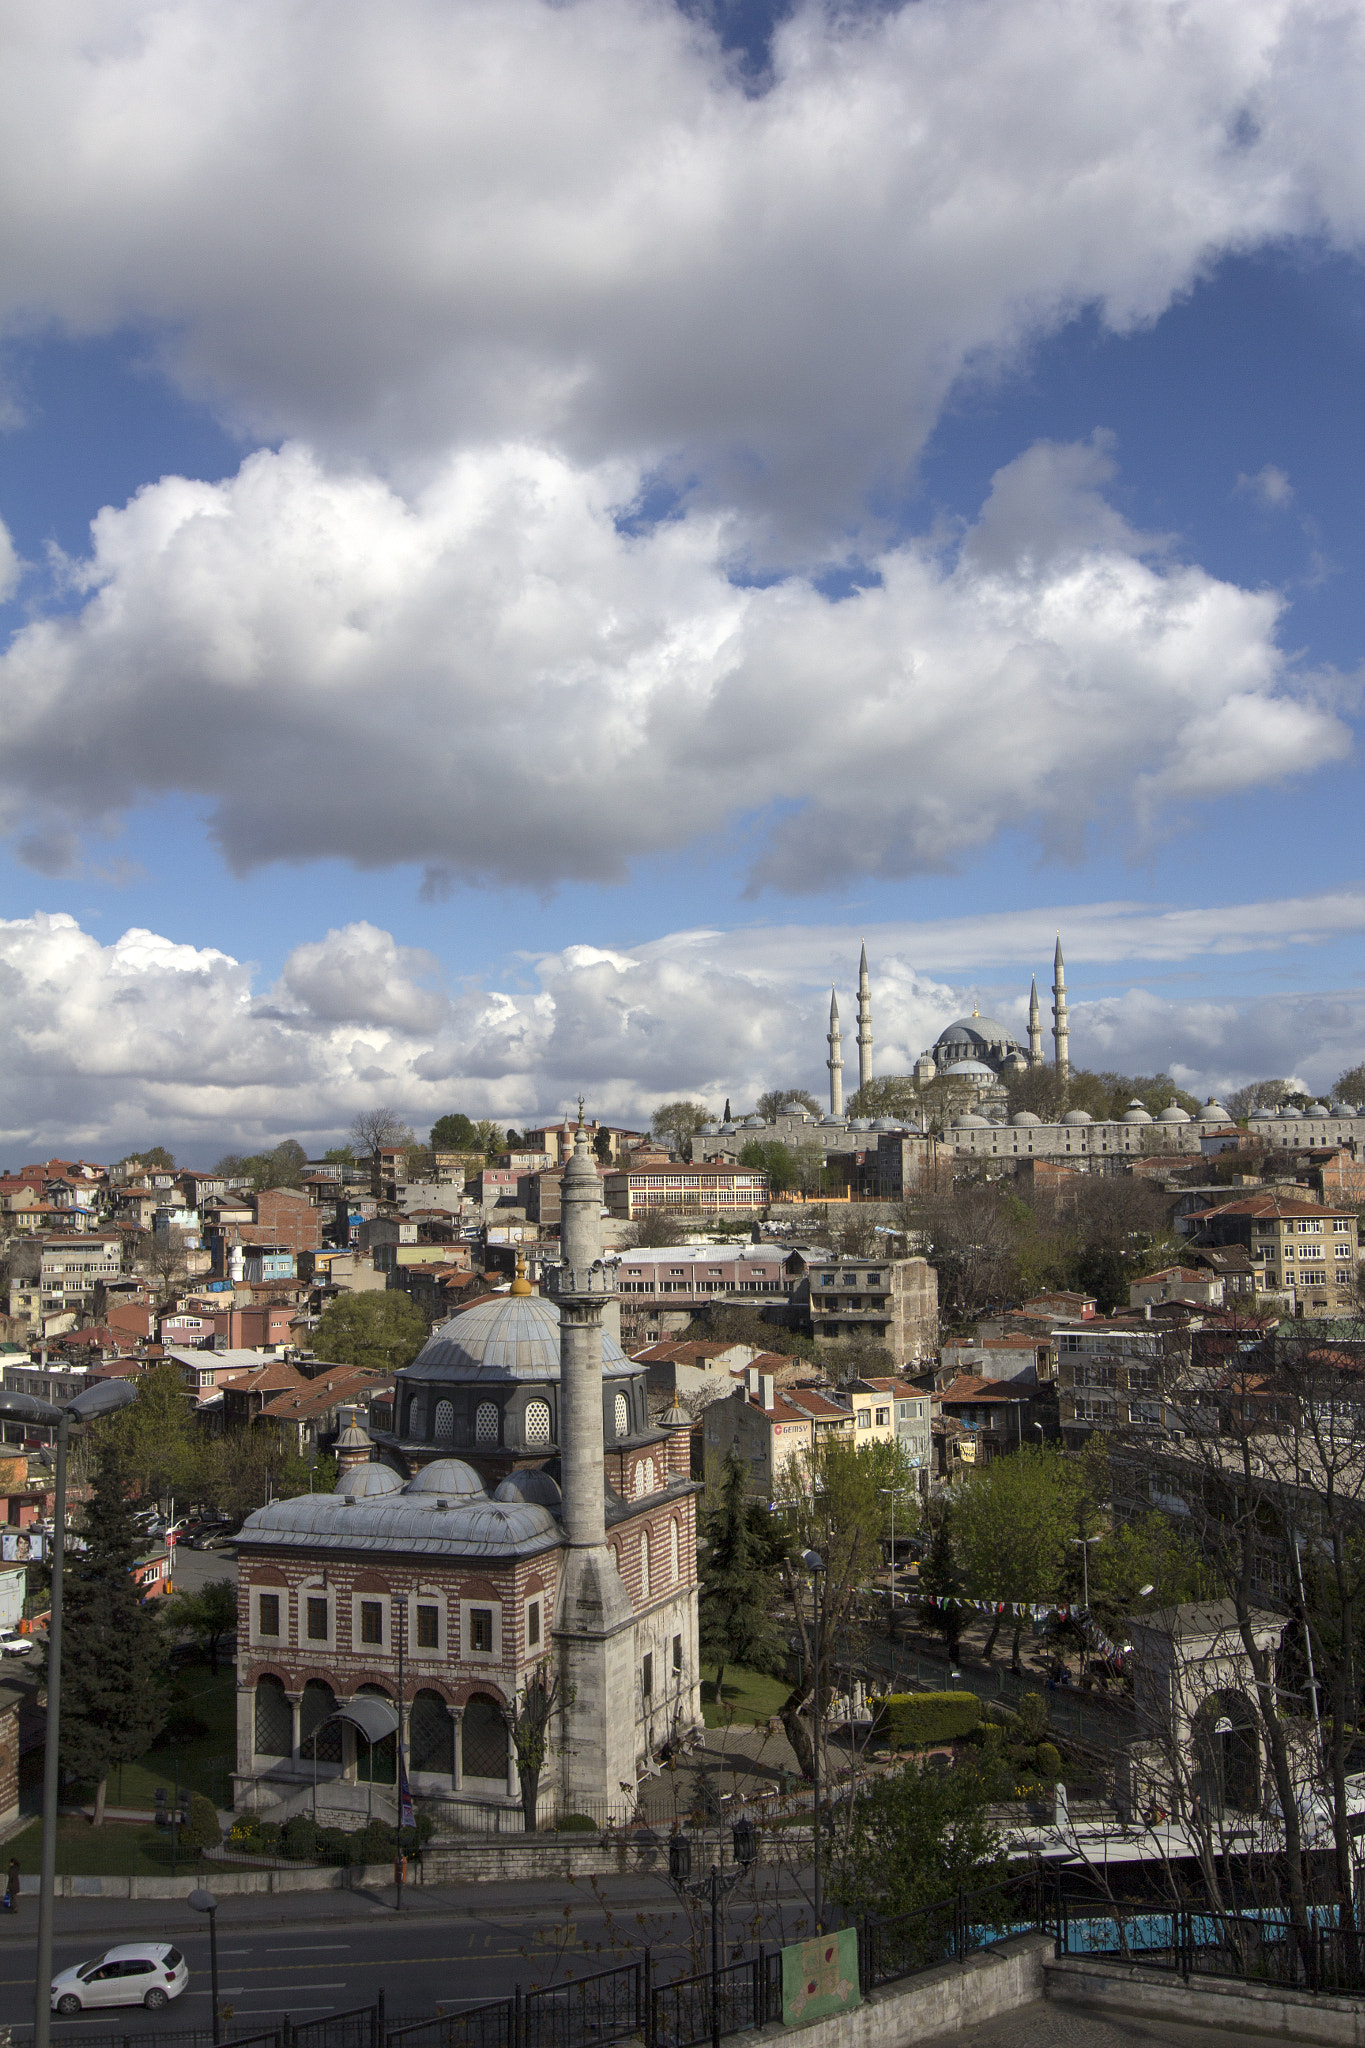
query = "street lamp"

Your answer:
(877, 1489), (908, 1637)
(1070, 1534), (1102, 1612)
(188, 1888), (221, 2045)
(667, 1816), (758, 2048)
(0, 1378), (140, 2048)
(801, 1548), (825, 1935)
